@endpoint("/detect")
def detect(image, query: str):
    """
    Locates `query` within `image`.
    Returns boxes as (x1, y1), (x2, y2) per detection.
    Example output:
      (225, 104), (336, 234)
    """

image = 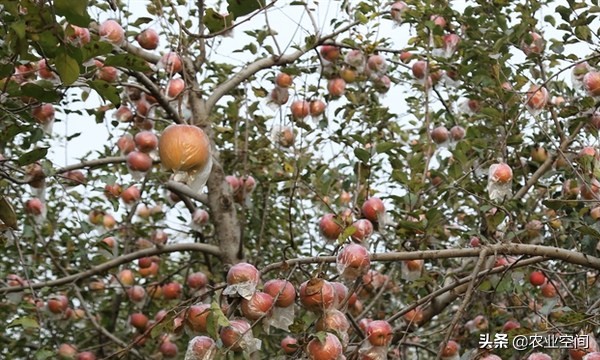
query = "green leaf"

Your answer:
(54, 0), (91, 27)
(88, 80), (121, 107)
(82, 41), (114, 61)
(206, 301), (229, 338)
(0, 197), (18, 229)
(354, 148), (371, 163)
(21, 83), (60, 103)
(104, 54), (151, 72)
(228, 0), (263, 19)
(18, 147), (49, 166)
(10, 22), (26, 40)
(35, 350), (54, 360)
(203, 8), (235, 34)
(55, 52), (80, 85)
(8, 316), (39, 329)
(375, 142), (396, 153)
